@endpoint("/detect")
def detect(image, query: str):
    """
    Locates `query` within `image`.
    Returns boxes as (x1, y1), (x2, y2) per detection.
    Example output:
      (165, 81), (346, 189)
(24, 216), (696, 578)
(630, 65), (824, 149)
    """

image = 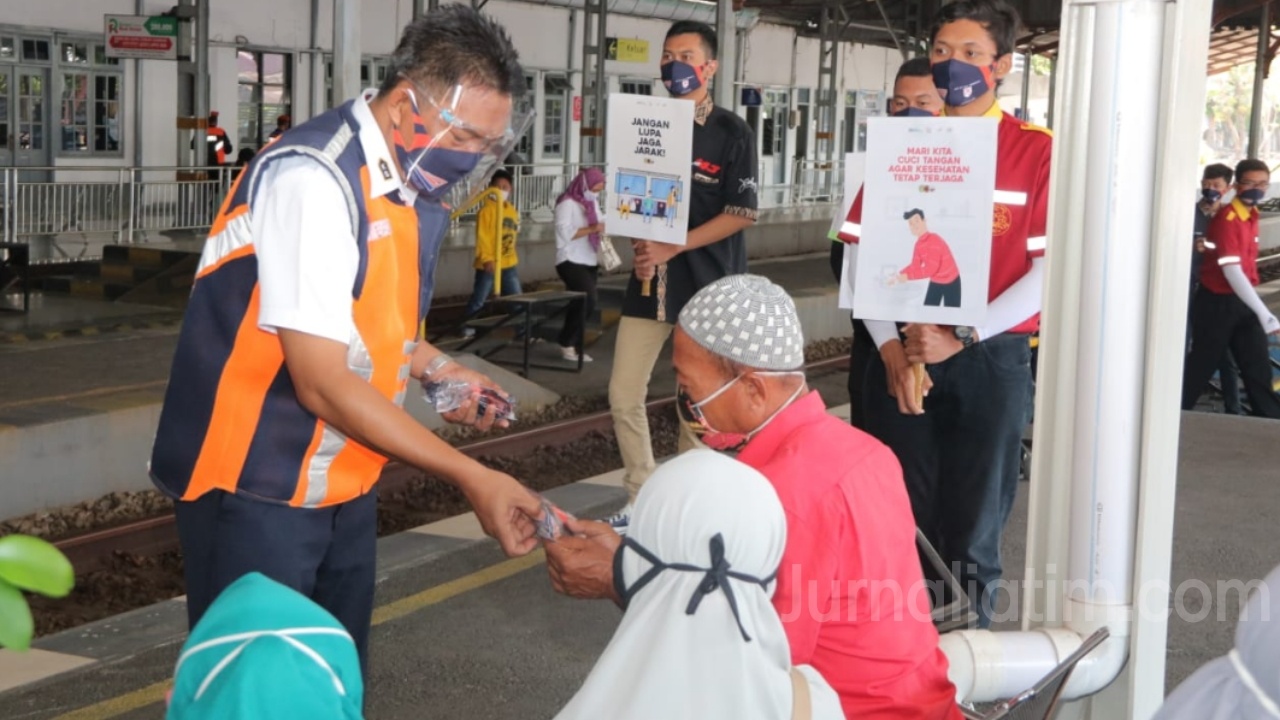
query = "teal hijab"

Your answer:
(167, 573), (364, 720)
